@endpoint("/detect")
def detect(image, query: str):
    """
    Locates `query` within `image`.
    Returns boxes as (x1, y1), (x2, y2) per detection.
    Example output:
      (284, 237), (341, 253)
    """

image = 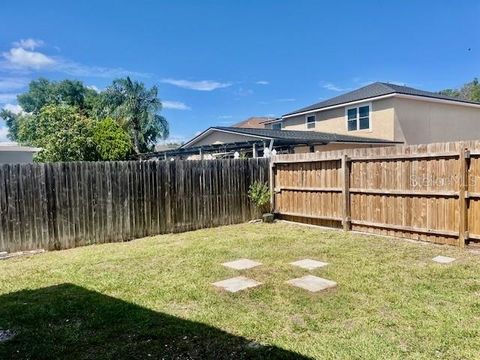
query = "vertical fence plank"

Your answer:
(459, 148), (469, 248)
(342, 154), (351, 231)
